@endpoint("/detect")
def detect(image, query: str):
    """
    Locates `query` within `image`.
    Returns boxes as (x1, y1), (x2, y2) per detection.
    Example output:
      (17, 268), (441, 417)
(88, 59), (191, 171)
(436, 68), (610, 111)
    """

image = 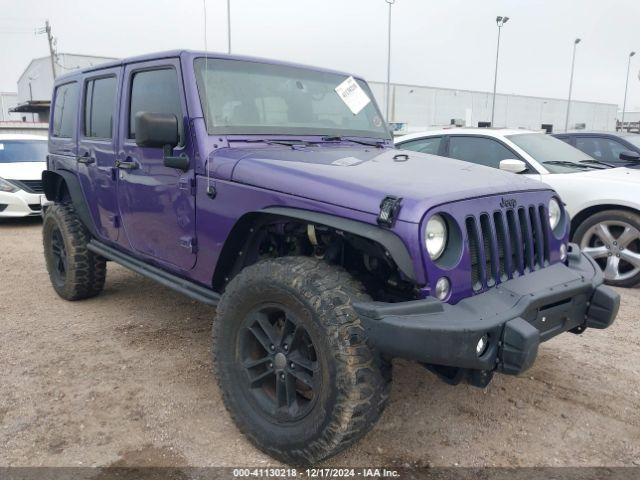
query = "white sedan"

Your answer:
(0, 134), (48, 218)
(396, 128), (640, 287)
